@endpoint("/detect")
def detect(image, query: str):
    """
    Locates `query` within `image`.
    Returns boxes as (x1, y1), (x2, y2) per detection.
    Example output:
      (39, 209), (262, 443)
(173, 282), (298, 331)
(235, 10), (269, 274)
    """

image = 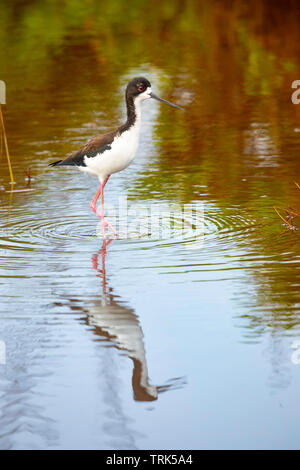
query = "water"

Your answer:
(1, 0), (300, 450)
